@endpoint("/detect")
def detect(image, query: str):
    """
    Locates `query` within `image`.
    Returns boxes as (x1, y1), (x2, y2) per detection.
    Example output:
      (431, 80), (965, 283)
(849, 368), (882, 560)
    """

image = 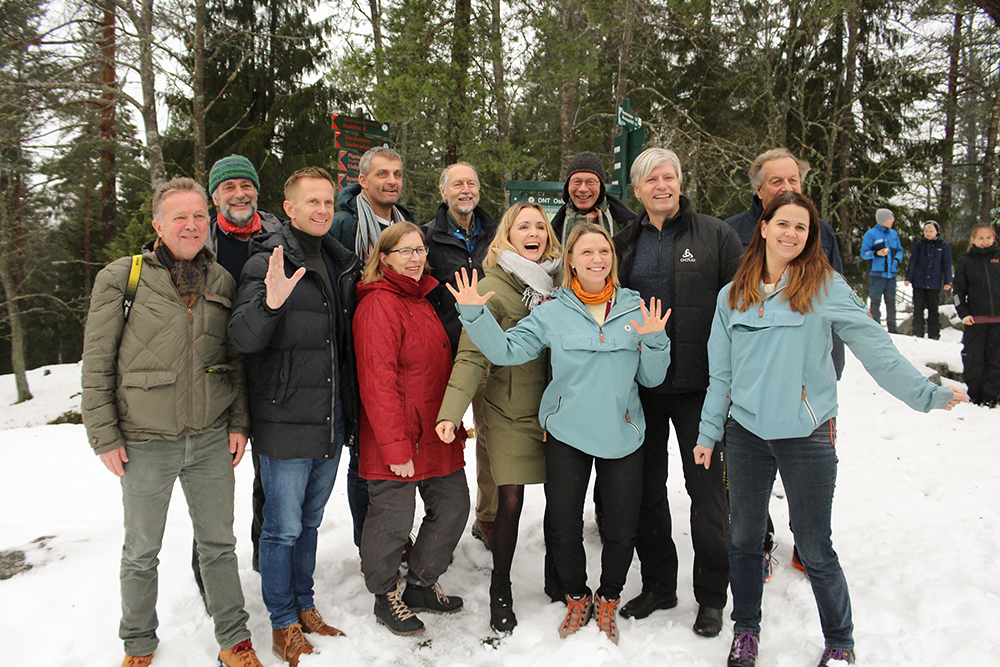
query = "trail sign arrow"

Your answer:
(617, 106), (642, 130)
(331, 114), (390, 138)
